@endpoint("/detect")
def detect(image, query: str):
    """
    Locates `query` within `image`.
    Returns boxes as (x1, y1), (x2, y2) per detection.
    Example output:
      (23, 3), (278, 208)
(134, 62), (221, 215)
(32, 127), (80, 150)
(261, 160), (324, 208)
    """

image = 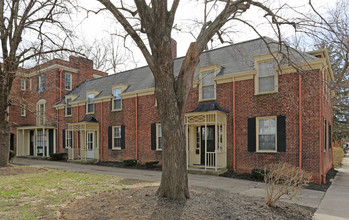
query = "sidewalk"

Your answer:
(13, 157), (324, 208)
(313, 152), (349, 220)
